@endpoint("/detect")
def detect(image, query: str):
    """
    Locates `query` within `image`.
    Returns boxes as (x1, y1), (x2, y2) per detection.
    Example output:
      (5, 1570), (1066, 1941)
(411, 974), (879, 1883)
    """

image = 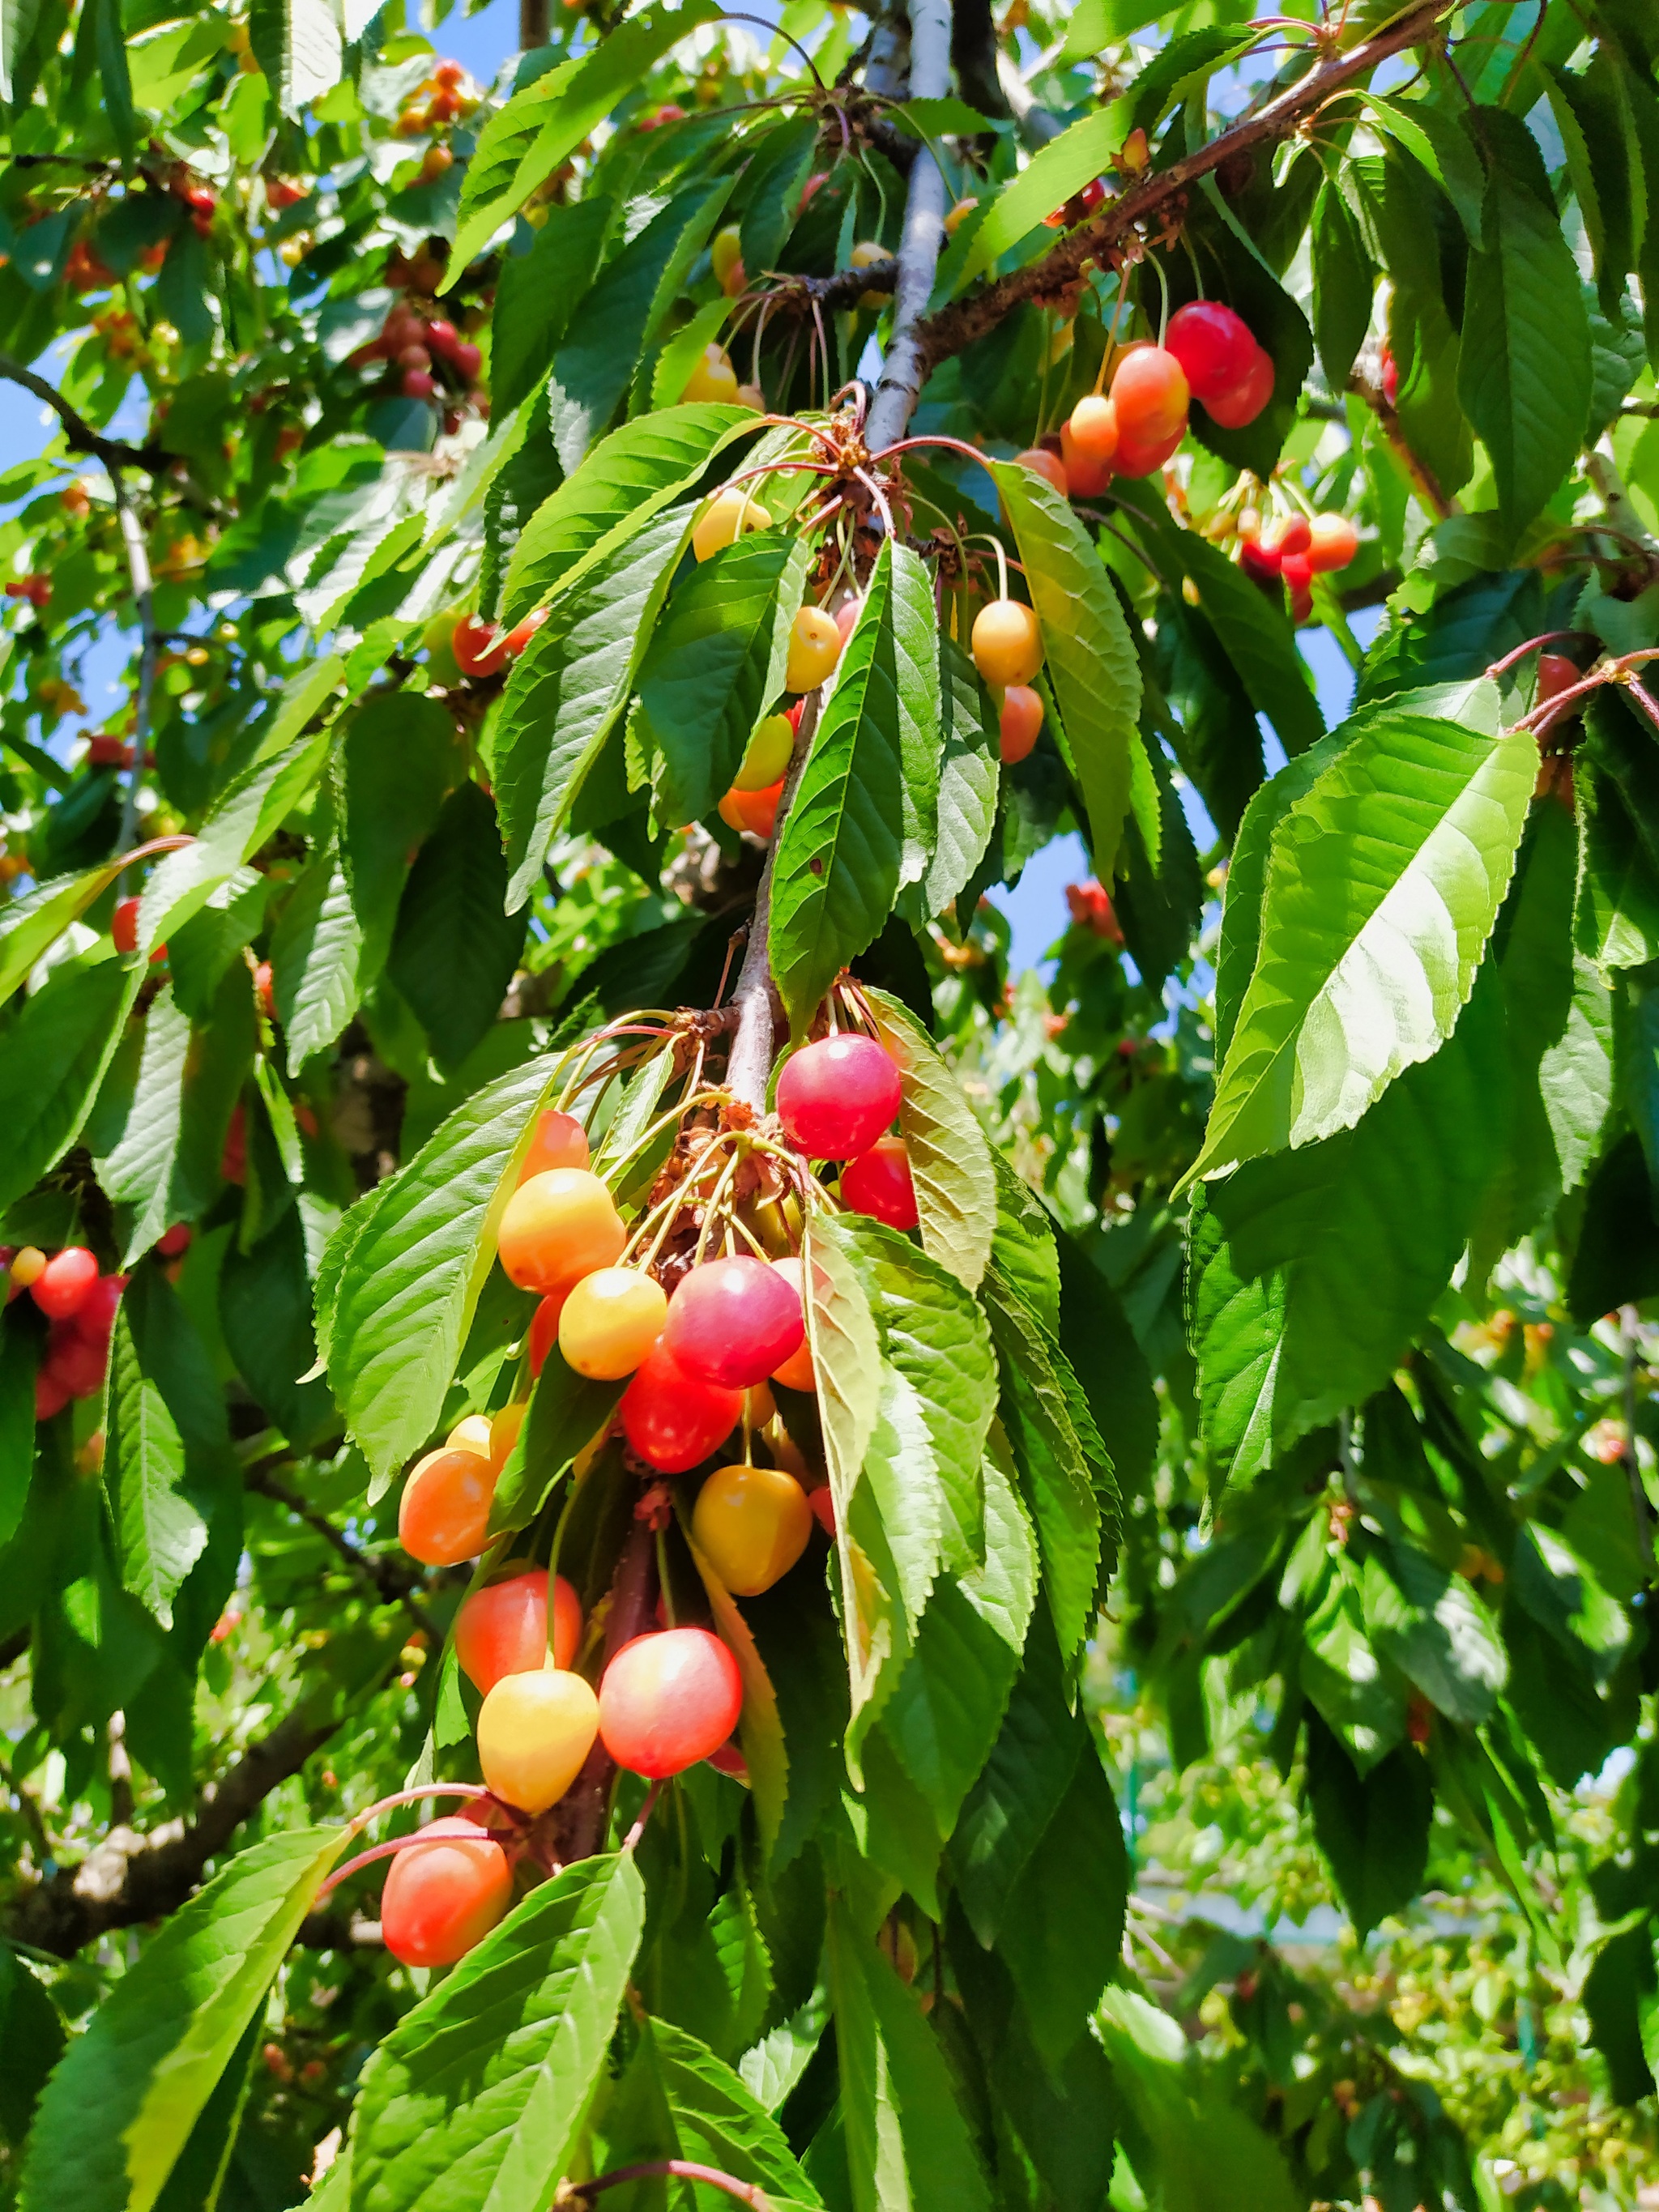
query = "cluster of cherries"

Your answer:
(348, 293), (484, 416)
(6, 1245), (138, 1421)
(380, 1033), (918, 1967)
(1234, 505), (1358, 623)
(4, 574), (49, 610)
(393, 58), (479, 169)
